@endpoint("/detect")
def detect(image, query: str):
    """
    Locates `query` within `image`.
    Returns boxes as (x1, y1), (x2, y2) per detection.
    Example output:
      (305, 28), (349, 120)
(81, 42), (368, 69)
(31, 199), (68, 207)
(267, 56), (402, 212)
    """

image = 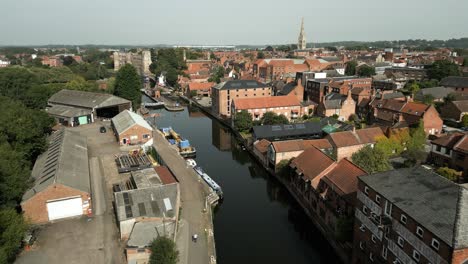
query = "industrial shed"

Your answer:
(112, 110), (153, 145)
(47, 89), (131, 126)
(21, 129), (91, 224)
